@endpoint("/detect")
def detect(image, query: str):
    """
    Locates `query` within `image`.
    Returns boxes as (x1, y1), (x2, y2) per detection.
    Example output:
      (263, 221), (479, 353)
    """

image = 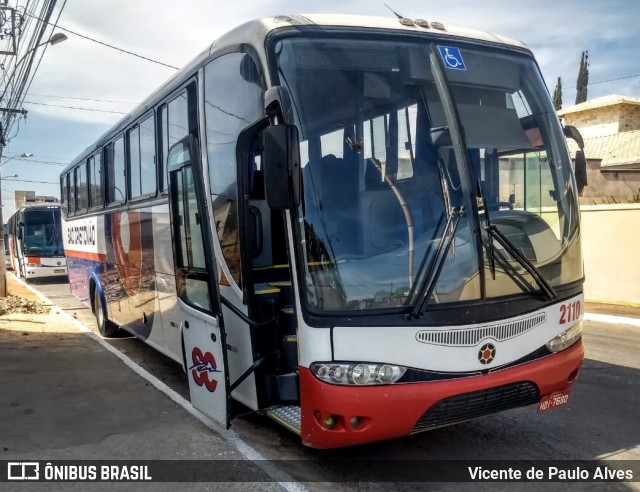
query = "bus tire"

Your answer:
(94, 288), (118, 337)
